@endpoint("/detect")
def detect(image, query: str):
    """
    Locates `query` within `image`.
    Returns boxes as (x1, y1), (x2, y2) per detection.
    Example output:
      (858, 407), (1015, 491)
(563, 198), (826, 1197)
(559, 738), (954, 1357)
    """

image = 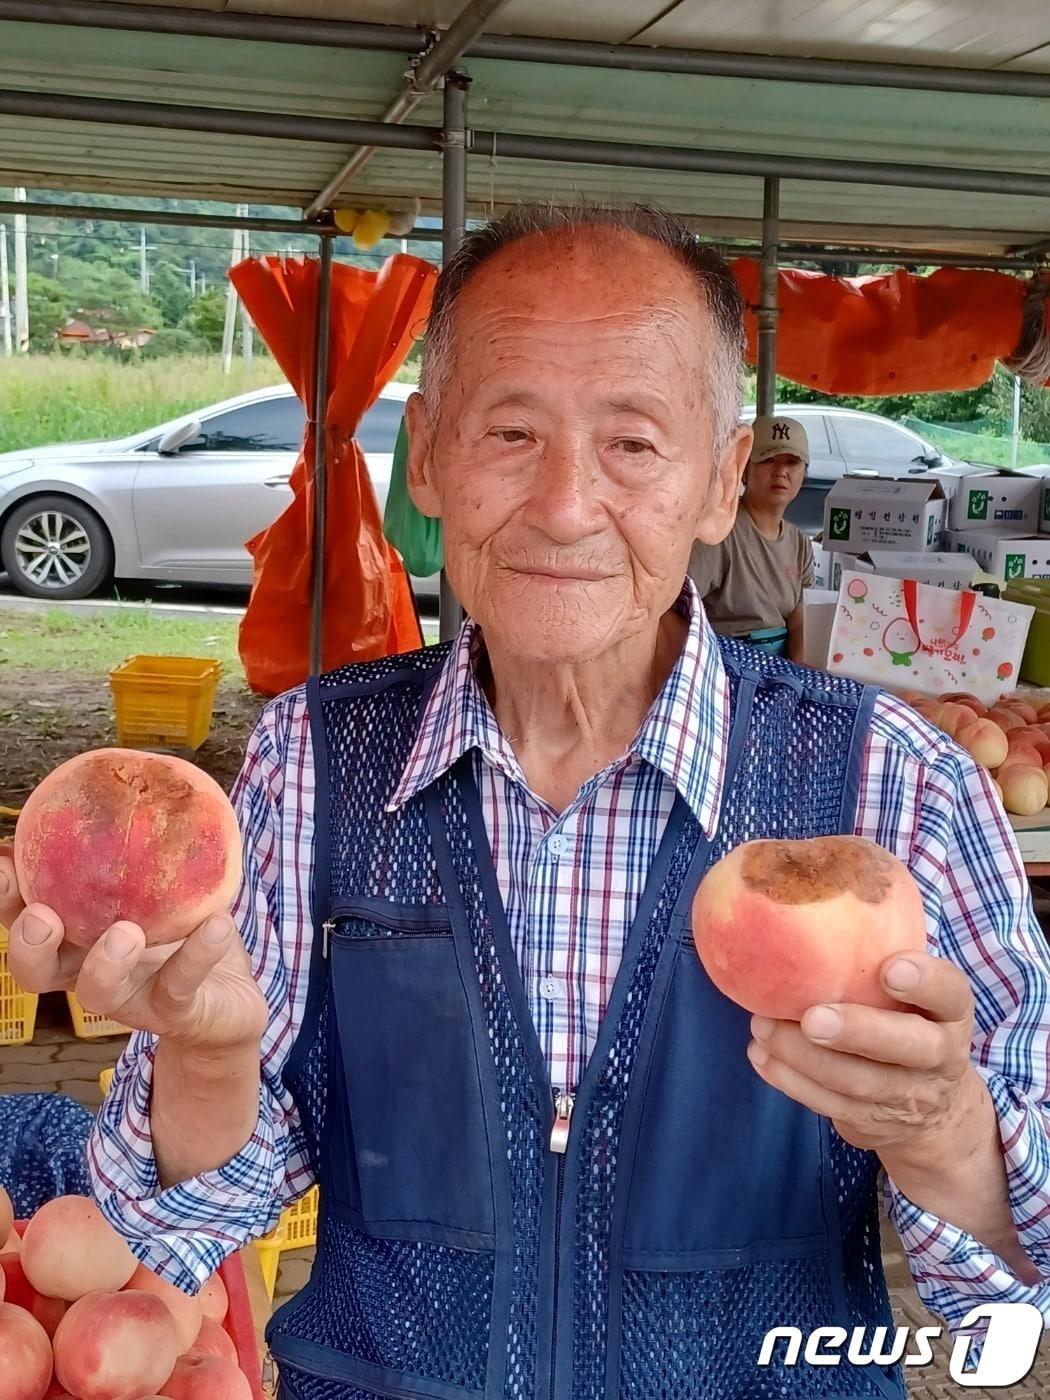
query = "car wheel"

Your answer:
(1, 496), (114, 600)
